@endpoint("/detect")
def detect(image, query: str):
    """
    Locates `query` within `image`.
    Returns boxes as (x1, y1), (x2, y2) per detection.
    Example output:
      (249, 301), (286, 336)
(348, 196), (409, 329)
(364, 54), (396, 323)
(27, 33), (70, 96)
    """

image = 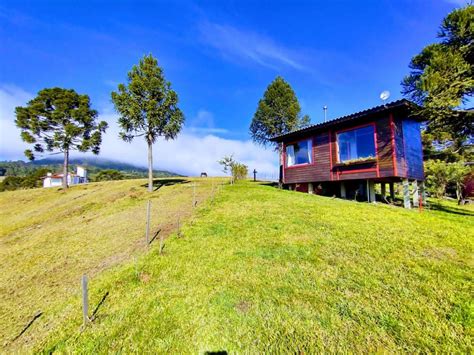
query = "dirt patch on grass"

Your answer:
(235, 301), (251, 314)
(140, 272), (152, 284)
(422, 247), (458, 260)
